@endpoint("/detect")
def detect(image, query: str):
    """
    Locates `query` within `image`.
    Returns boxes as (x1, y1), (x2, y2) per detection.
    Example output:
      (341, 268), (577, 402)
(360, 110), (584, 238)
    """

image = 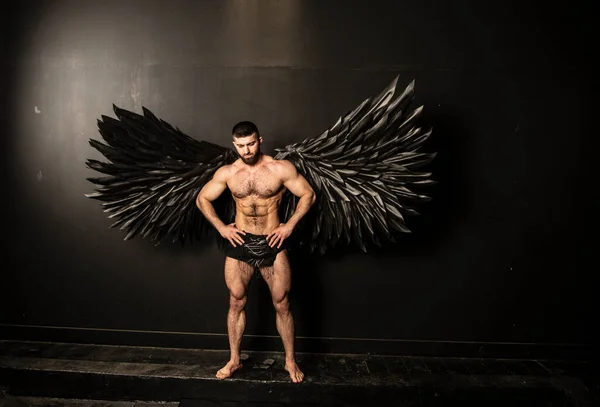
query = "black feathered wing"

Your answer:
(274, 77), (436, 254)
(85, 105), (237, 245)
